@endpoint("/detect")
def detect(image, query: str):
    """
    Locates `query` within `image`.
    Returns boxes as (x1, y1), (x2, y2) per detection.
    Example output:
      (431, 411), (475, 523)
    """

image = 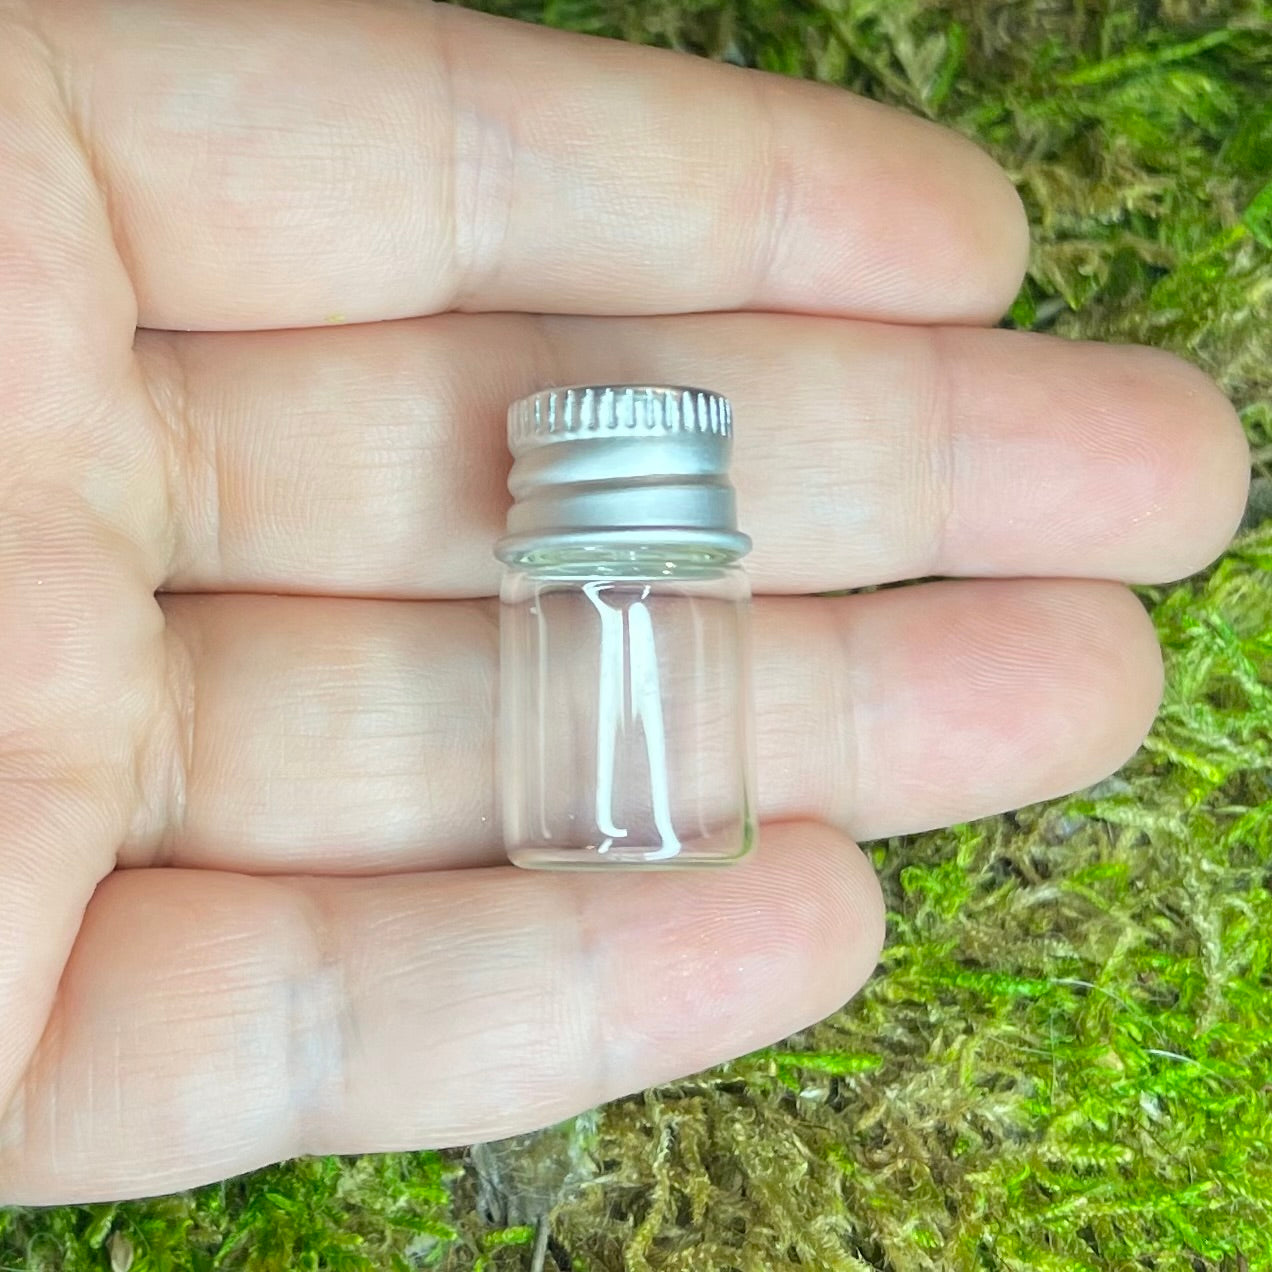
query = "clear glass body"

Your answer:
(499, 545), (756, 869)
